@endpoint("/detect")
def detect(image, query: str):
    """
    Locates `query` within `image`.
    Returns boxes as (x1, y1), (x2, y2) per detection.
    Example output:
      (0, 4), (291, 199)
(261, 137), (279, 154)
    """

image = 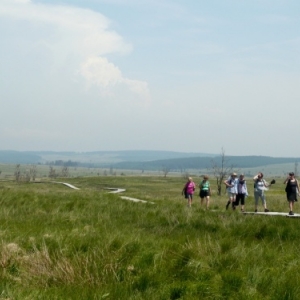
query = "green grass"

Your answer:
(0, 175), (298, 299)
